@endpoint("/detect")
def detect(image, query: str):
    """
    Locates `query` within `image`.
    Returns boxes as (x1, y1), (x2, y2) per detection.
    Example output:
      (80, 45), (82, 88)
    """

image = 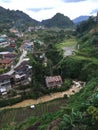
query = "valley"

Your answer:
(0, 6), (98, 130)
